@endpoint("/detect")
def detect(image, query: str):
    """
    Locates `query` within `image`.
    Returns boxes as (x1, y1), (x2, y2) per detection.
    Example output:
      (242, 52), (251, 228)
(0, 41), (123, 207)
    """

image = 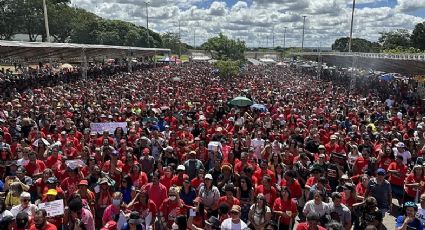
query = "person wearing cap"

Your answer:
(220, 205), (248, 229)
(29, 209), (57, 230)
(121, 211), (144, 230)
(159, 186), (188, 229)
(183, 151), (205, 180)
(364, 168), (392, 216)
(393, 142), (412, 165)
(10, 192), (38, 218)
(325, 135), (340, 154)
(328, 192), (351, 230)
(198, 174), (220, 217)
(75, 180), (96, 211)
(404, 163), (425, 203)
(396, 201), (423, 230)
(171, 165), (189, 187)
